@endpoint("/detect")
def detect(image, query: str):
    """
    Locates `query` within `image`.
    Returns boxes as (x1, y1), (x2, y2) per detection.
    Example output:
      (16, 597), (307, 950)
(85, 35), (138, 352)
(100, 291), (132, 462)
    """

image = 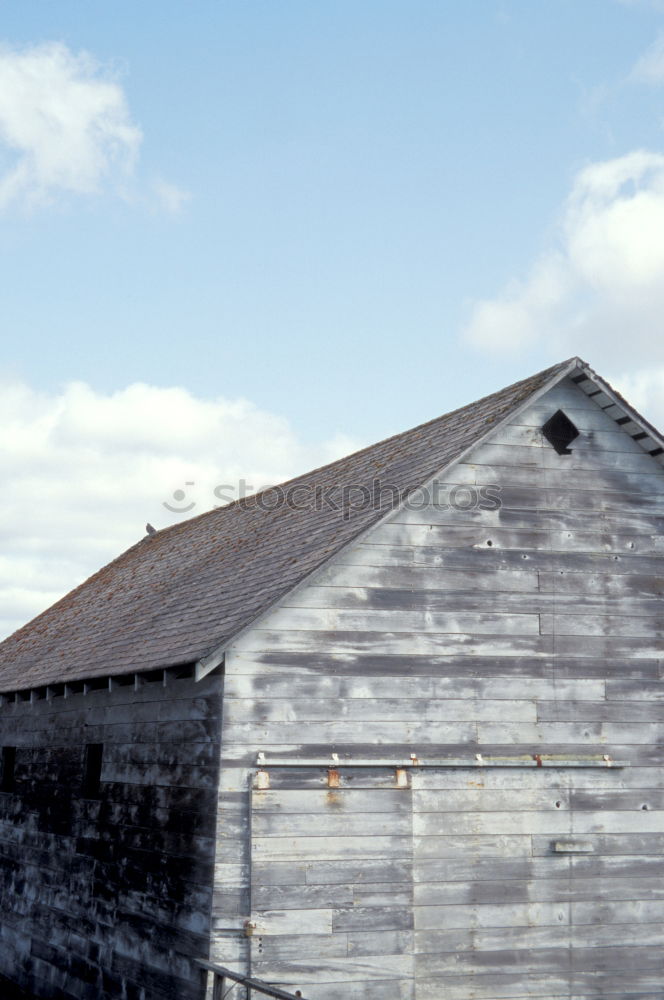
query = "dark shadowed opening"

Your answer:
(83, 743), (103, 798)
(542, 409), (579, 455)
(1, 747), (16, 793)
